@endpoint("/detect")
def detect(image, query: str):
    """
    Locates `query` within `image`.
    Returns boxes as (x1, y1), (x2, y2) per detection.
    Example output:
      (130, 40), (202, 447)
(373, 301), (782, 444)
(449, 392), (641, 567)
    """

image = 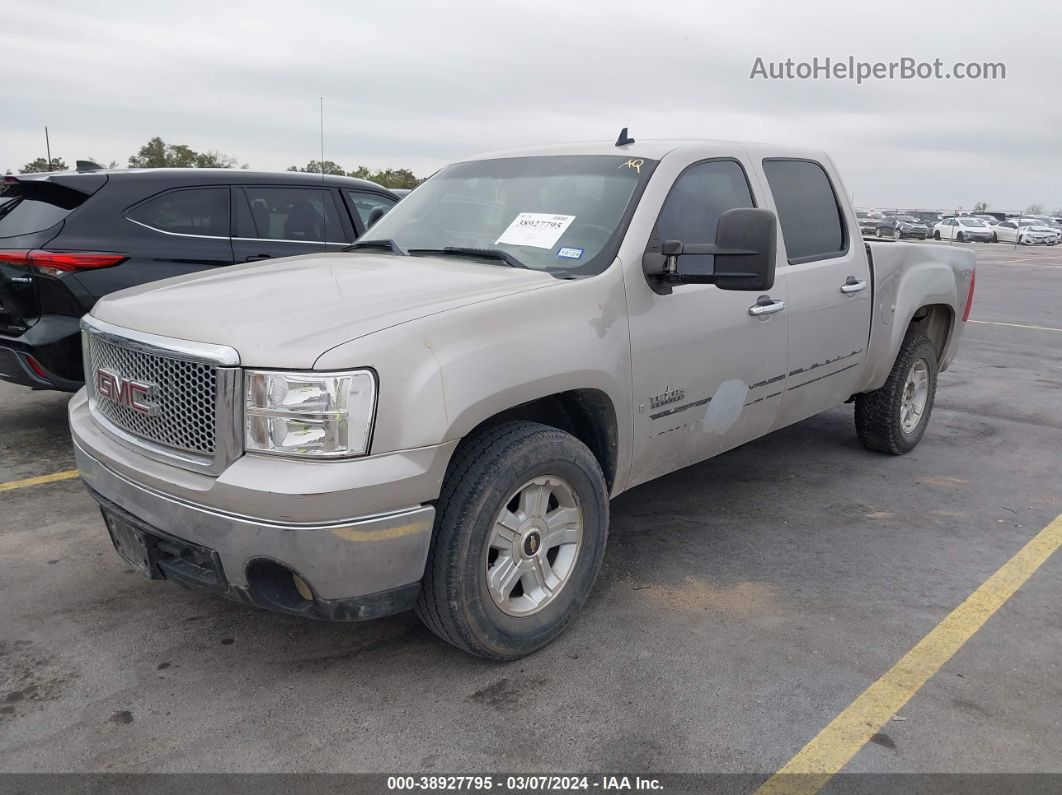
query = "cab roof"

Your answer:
(463, 138), (830, 164)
